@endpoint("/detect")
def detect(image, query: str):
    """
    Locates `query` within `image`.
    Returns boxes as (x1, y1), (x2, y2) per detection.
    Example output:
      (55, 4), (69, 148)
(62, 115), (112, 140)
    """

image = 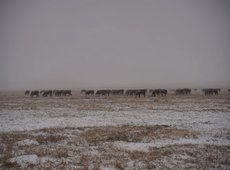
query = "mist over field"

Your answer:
(1, 2), (230, 168)
(1, 0), (230, 90)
